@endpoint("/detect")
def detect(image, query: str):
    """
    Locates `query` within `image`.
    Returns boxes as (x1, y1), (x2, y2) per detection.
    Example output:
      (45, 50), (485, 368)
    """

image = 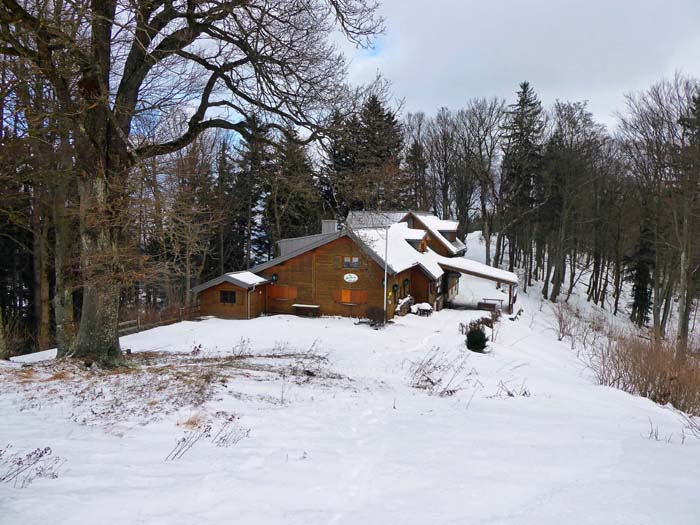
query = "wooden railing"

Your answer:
(118, 304), (201, 337)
